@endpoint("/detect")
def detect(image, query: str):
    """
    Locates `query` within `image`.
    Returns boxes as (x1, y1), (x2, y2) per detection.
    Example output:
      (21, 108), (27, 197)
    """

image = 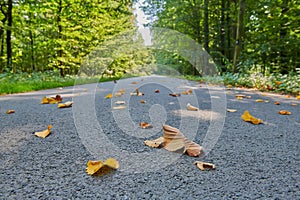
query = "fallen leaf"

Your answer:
(112, 106), (127, 110)
(140, 100), (146, 104)
(140, 122), (153, 129)
(227, 84), (233, 88)
(105, 93), (113, 99)
(169, 93), (181, 97)
(113, 80), (117, 83)
(235, 94), (246, 99)
(236, 96), (243, 100)
(115, 101), (125, 105)
(275, 81), (282, 85)
(278, 110), (291, 115)
(241, 110), (263, 125)
(163, 125), (202, 156)
(86, 158), (119, 175)
(246, 96), (252, 99)
(40, 95), (62, 104)
(297, 96), (300, 99)
(114, 92), (123, 97)
(256, 99), (264, 102)
(227, 109), (237, 113)
(144, 137), (164, 148)
(187, 103), (199, 111)
(264, 100), (270, 103)
(291, 103), (298, 106)
(154, 89), (160, 93)
(131, 81), (137, 84)
(285, 95), (291, 98)
(6, 110), (15, 114)
(194, 161), (216, 171)
(58, 101), (73, 108)
(274, 101), (280, 105)
(182, 88), (193, 95)
(130, 88), (144, 96)
(35, 125), (53, 138)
